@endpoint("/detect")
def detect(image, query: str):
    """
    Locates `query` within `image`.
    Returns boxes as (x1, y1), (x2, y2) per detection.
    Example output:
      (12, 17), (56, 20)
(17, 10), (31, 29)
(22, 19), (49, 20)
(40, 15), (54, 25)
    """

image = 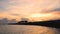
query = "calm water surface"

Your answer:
(0, 25), (60, 34)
